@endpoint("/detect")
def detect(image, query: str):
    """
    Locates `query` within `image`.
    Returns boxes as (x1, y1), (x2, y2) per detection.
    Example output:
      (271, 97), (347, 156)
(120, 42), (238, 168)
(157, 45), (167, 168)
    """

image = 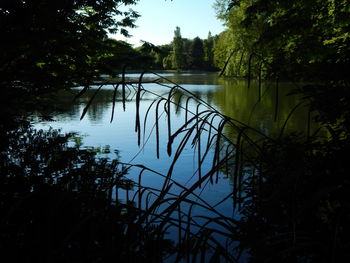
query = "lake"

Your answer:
(30, 71), (318, 261)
